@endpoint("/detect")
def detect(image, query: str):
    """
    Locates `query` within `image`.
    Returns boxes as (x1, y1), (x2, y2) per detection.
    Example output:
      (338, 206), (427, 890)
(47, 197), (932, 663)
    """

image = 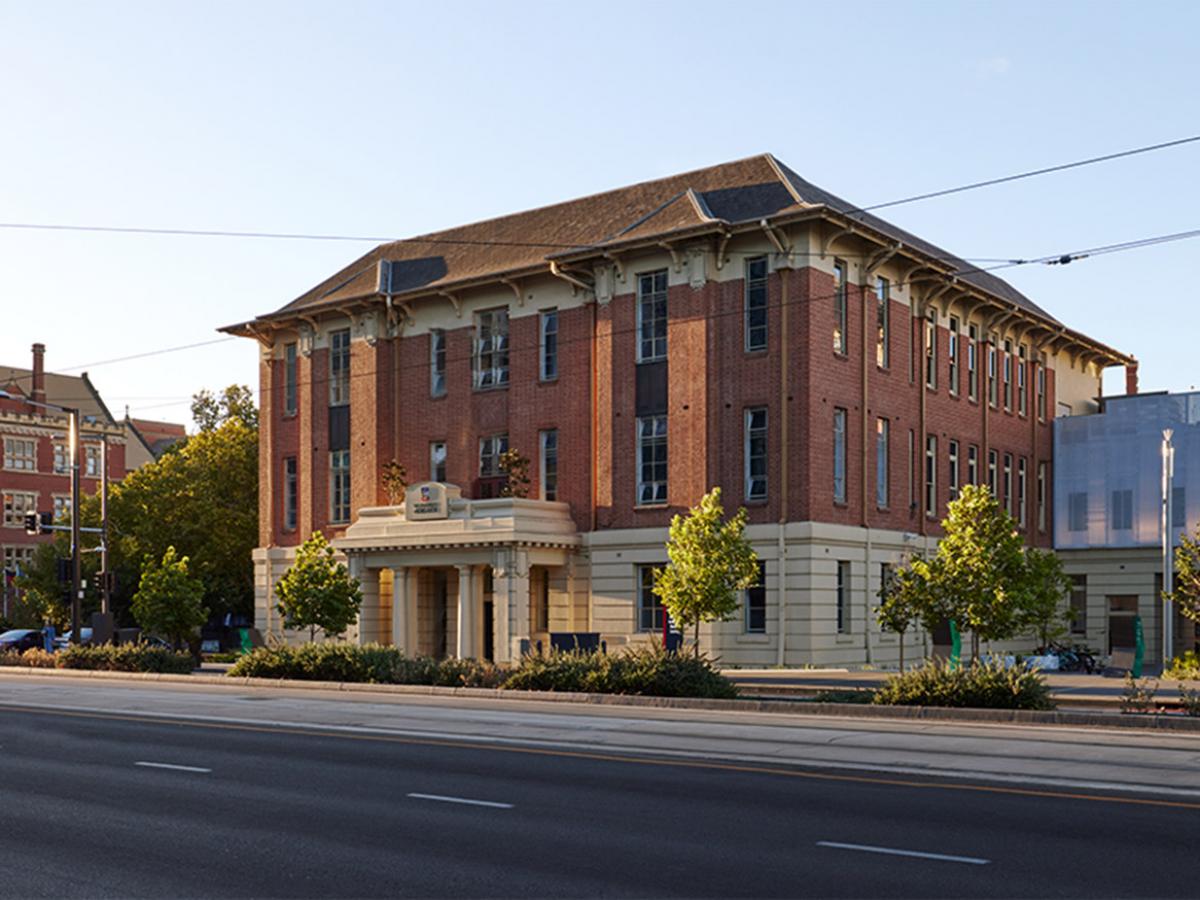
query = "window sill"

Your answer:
(538, 376), (559, 385)
(833, 351), (850, 361)
(833, 500), (849, 508)
(634, 504), (669, 511)
(636, 358), (667, 366)
(836, 635), (854, 644)
(744, 347), (769, 357)
(737, 634), (770, 643)
(281, 411), (298, 420)
(429, 393), (448, 401)
(744, 497), (768, 506)
(472, 384), (510, 394)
